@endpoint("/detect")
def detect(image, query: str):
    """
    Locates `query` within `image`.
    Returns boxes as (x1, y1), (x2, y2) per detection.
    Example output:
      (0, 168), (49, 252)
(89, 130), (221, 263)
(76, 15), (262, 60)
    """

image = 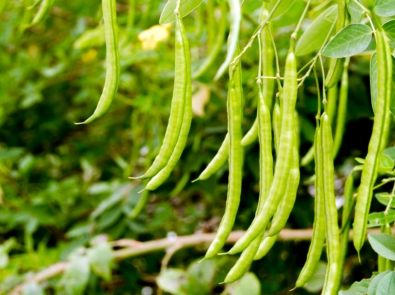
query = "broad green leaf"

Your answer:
(370, 53), (395, 115)
(368, 270), (391, 295)
(270, 0), (296, 19)
(64, 250), (90, 295)
(375, 194), (395, 208)
(348, 0), (364, 23)
(0, 247), (8, 269)
(376, 271), (395, 295)
(186, 259), (217, 294)
(367, 210), (395, 227)
(157, 268), (188, 295)
(383, 147), (395, 162)
(22, 283), (44, 295)
(368, 233), (395, 260)
(350, 278), (372, 293)
(374, 0), (395, 17)
(87, 241), (113, 281)
(379, 153), (394, 170)
(323, 24), (372, 58)
(295, 5), (337, 56)
(230, 272), (261, 295)
(159, 0), (205, 24)
(303, 262), (327, 293)
(383, 20), (395, 48)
